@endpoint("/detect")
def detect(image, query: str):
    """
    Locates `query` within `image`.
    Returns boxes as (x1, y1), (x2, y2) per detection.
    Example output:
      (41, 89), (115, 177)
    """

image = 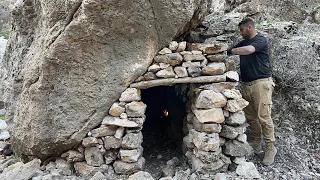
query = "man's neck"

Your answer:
(249, 30), (258, 39)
